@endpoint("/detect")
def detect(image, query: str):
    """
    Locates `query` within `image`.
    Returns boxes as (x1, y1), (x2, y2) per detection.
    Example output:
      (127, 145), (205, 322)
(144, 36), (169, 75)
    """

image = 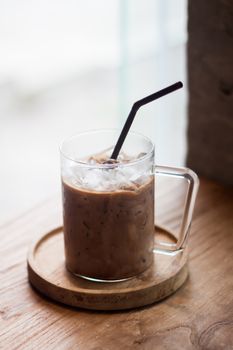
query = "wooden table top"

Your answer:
(1, 178), (233, 349)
